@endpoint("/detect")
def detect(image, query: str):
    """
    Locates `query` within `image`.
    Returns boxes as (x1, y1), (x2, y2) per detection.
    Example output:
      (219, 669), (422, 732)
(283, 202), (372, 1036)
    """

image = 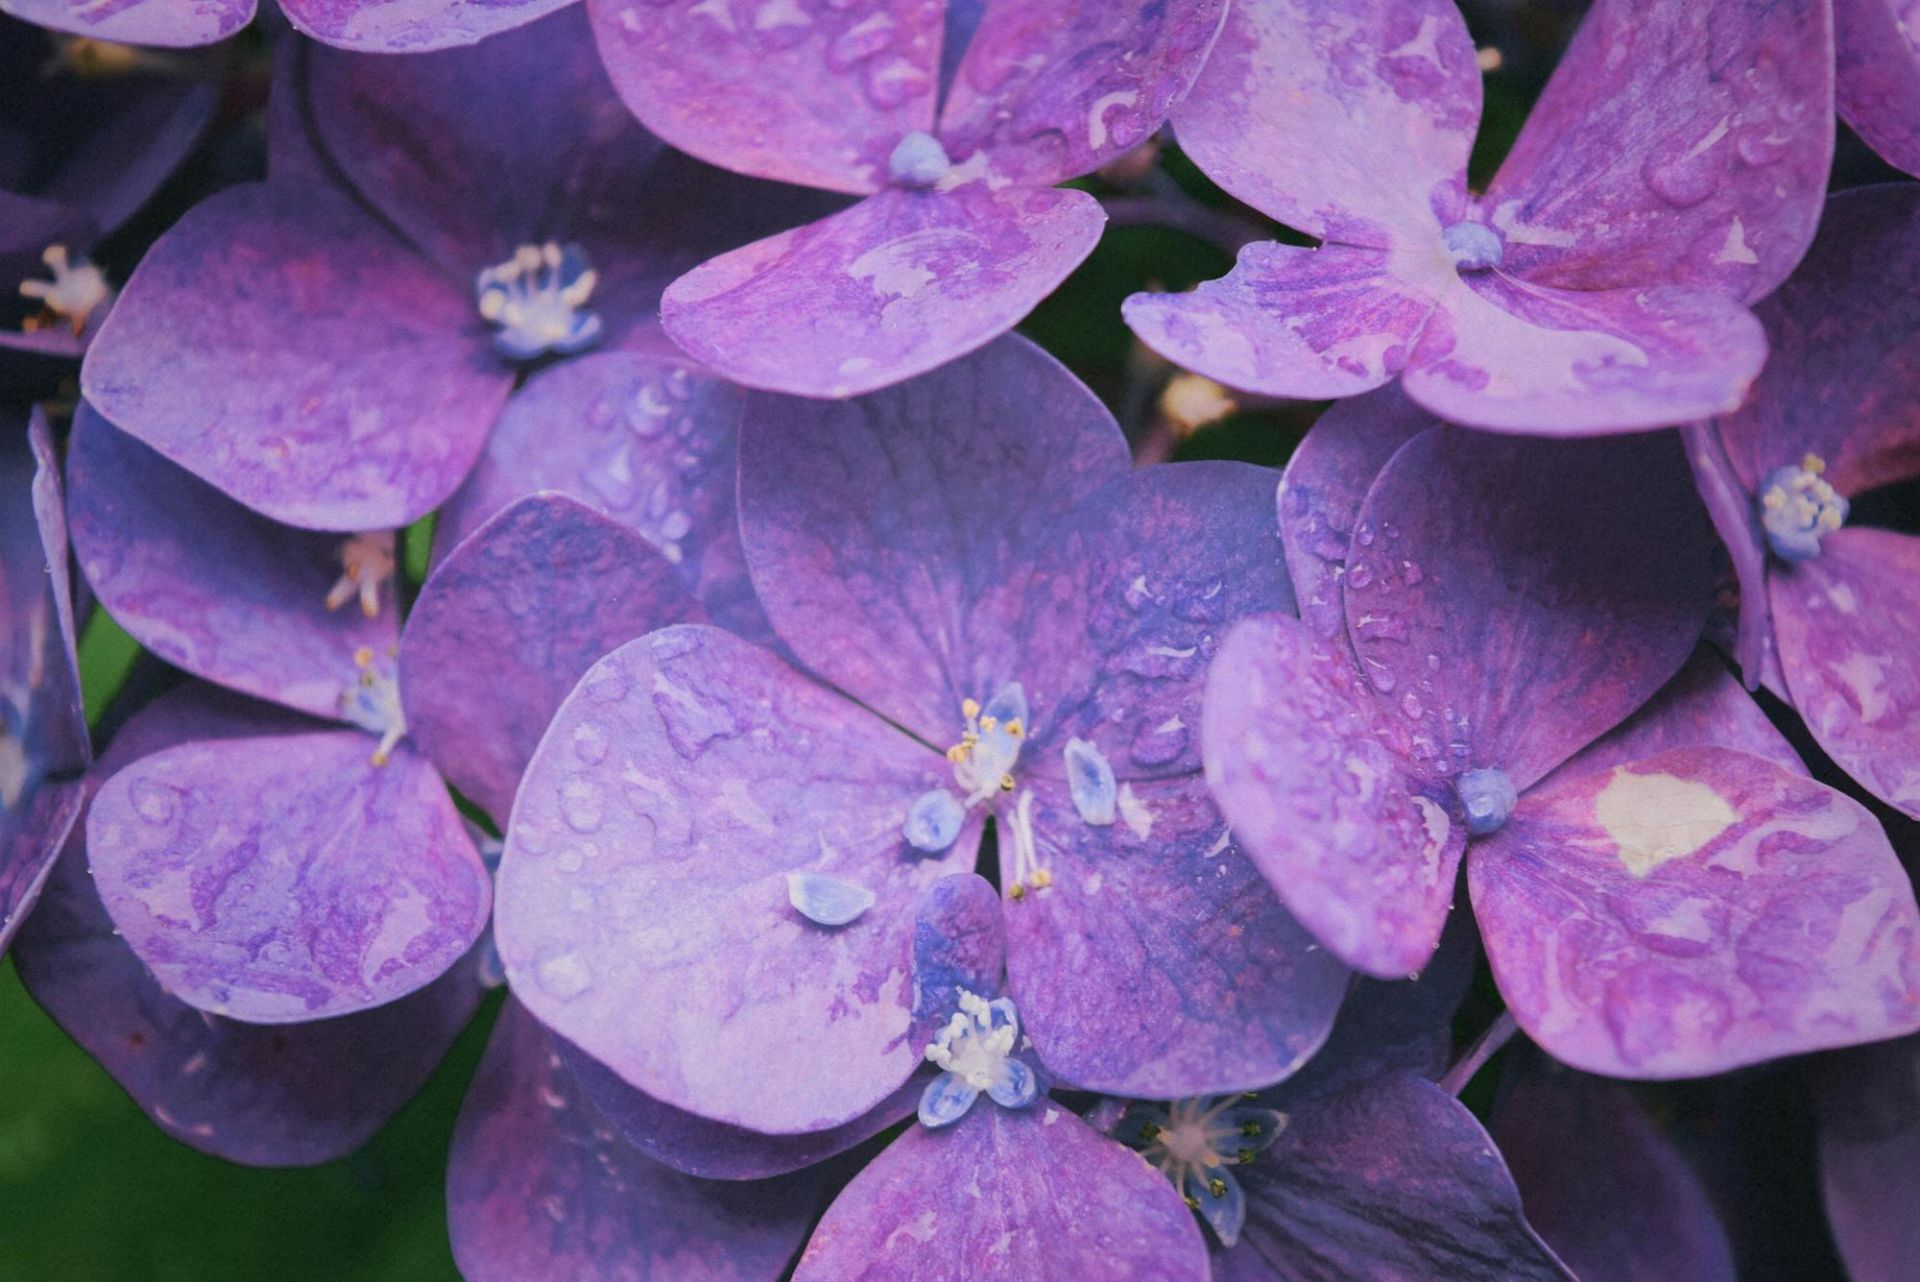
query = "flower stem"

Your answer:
(1440, 1010), (1519, 1097)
